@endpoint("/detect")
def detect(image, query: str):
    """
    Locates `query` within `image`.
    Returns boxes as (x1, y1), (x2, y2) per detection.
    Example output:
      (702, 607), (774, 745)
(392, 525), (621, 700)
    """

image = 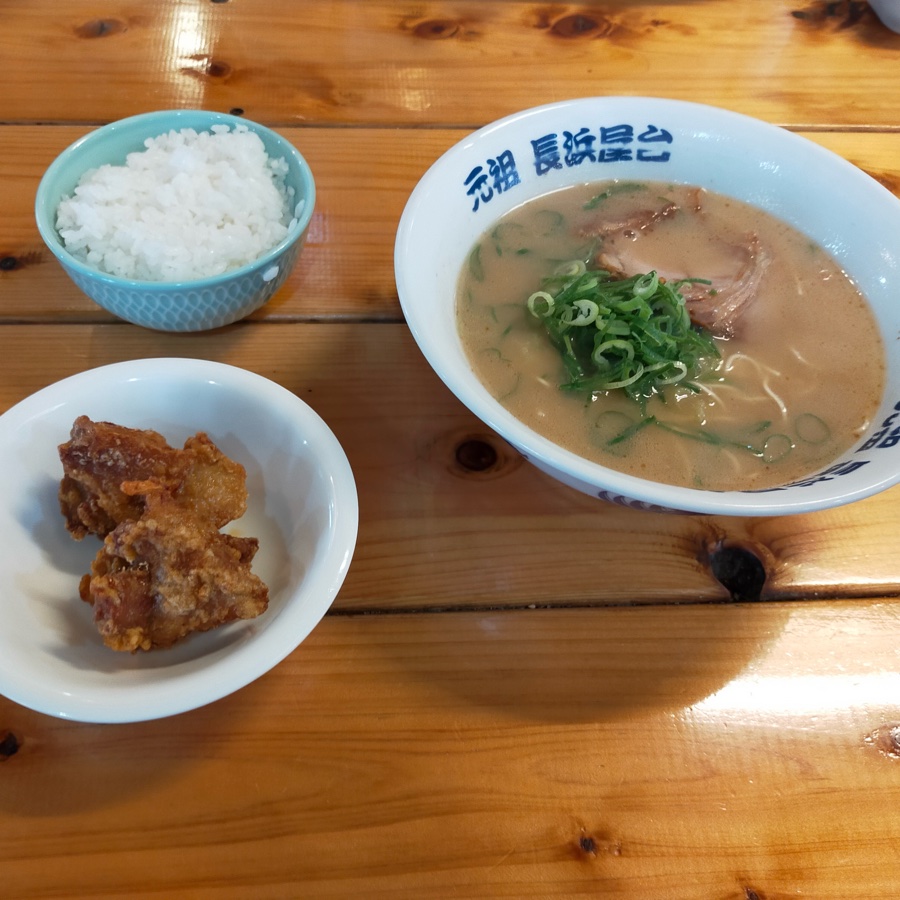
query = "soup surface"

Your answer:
(456, 180), (885, 491)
